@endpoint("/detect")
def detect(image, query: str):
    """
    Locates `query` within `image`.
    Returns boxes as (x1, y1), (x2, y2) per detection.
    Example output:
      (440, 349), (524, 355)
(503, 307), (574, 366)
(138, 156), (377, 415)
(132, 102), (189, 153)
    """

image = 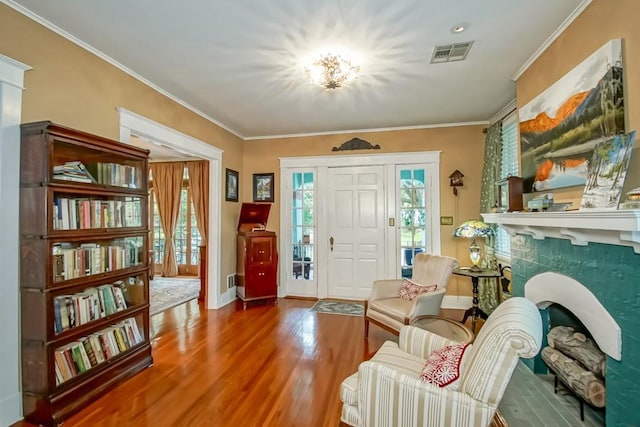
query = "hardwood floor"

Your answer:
(15, 298), (397, 427)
